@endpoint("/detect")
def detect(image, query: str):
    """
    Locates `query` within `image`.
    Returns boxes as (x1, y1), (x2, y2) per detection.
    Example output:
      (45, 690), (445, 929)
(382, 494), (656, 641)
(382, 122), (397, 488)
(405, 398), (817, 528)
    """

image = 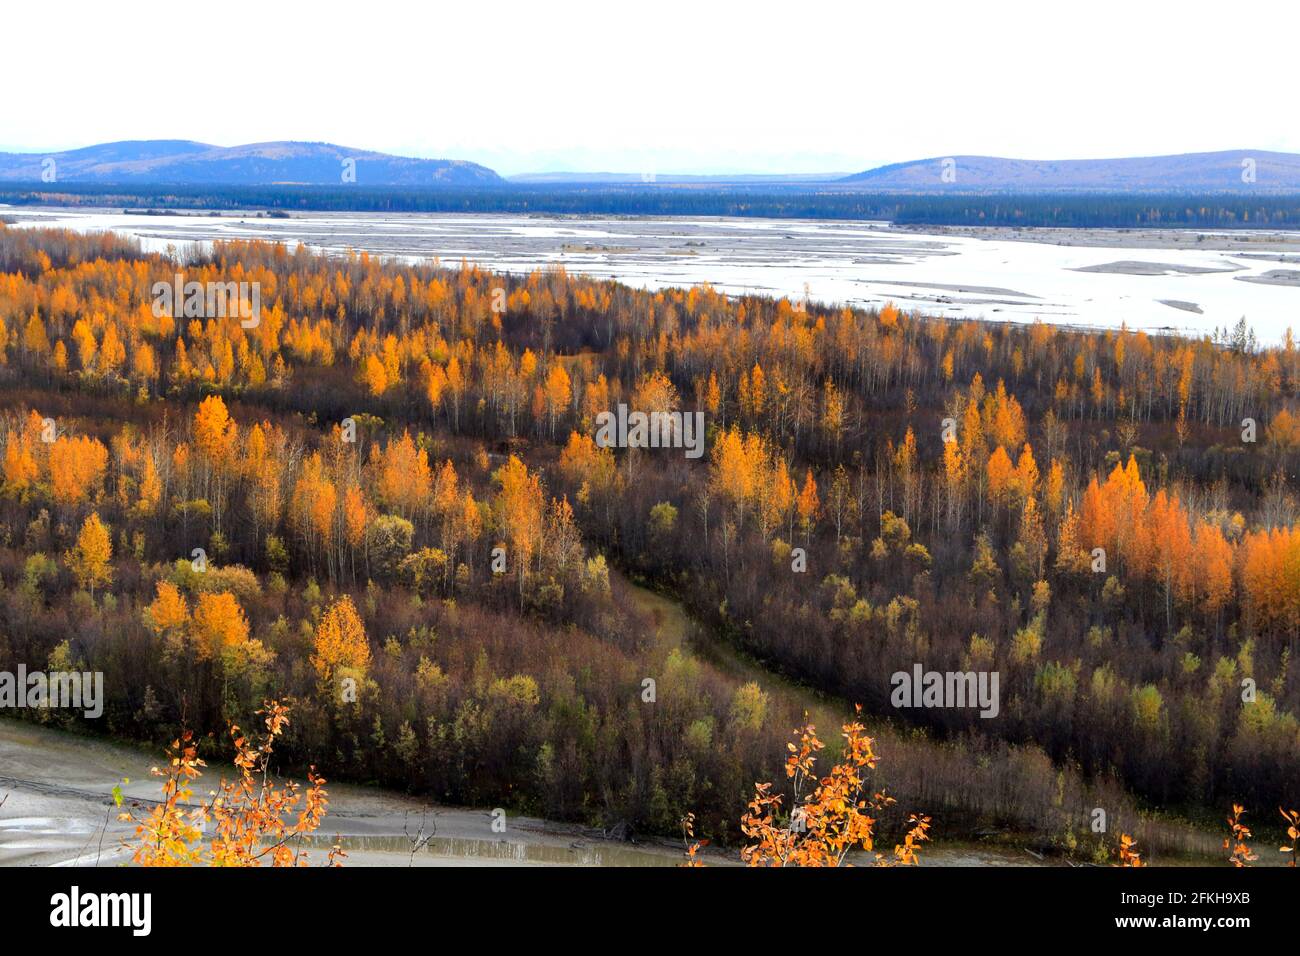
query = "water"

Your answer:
(4, 207), (1299, 343)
